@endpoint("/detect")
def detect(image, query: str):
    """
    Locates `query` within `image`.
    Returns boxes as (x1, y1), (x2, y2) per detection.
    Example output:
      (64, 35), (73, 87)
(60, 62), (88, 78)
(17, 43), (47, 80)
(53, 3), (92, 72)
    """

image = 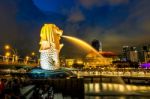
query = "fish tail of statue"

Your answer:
(39, 24), (63, 70)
